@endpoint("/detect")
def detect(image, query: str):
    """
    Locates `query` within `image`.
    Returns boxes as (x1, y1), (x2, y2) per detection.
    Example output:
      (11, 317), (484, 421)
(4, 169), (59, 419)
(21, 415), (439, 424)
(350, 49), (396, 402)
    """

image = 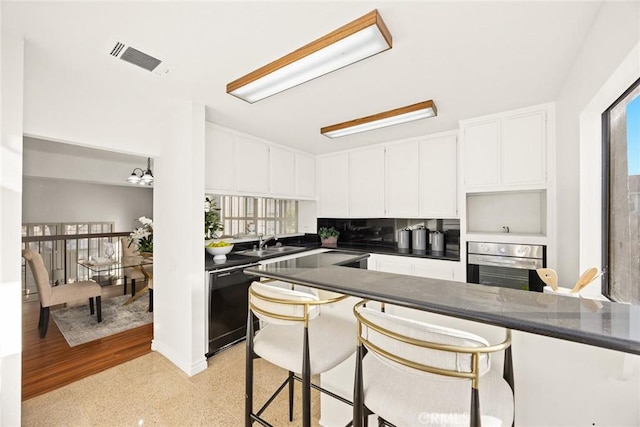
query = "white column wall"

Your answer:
(554, 1), (640, 281)
(151, 101), (206, 375)
(0, 29), (24, 426)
